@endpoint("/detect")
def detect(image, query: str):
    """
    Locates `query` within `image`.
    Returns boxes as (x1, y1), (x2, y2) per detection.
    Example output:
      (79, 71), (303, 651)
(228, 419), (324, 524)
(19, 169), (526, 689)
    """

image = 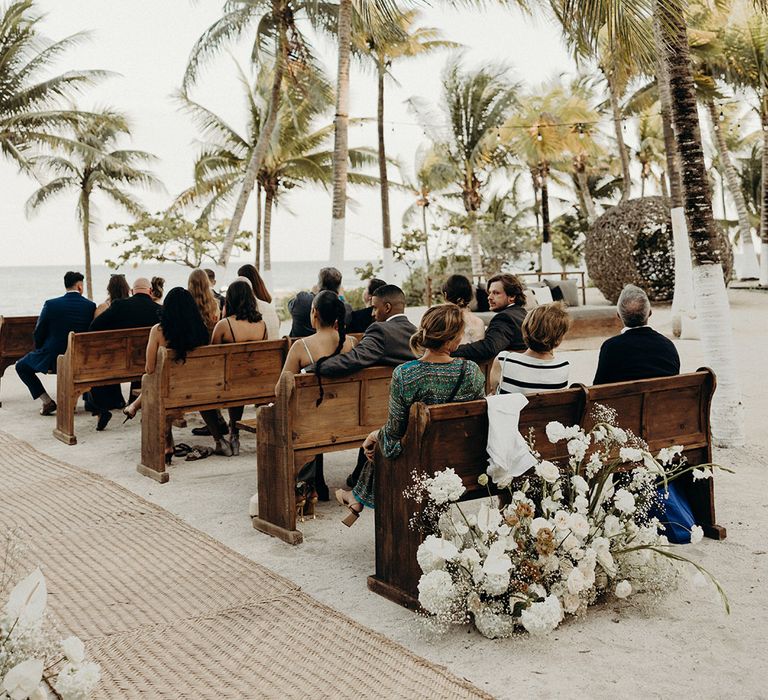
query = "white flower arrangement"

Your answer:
(1, 532), (101, 700)
(408, 406), (730, 638)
